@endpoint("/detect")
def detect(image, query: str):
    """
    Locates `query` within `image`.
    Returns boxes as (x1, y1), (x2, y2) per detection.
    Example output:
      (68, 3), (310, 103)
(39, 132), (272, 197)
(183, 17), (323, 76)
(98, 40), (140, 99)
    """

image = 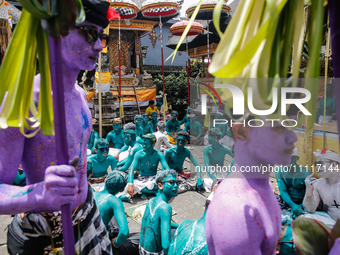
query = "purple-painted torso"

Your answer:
(0, 21), (102, 214)
(0, 75), (91, 213)
(205, 125), (297, 254)
(206, 177), (281, 255)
